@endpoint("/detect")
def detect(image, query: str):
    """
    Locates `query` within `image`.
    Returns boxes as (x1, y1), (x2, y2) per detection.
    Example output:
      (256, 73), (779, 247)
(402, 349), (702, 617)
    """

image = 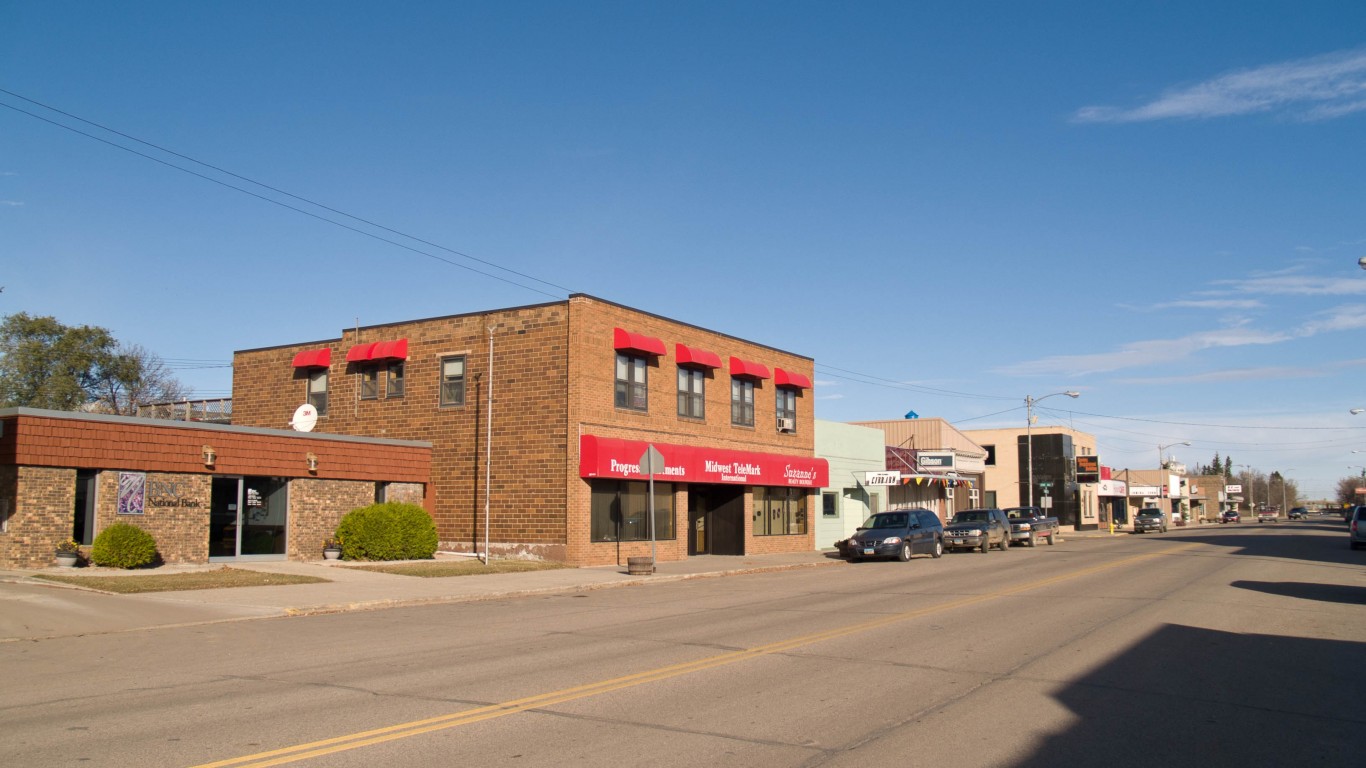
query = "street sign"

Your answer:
(865, 471), (901, 486)
(1041, 496), (1053, 509)
(639, 445), (665, 476)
